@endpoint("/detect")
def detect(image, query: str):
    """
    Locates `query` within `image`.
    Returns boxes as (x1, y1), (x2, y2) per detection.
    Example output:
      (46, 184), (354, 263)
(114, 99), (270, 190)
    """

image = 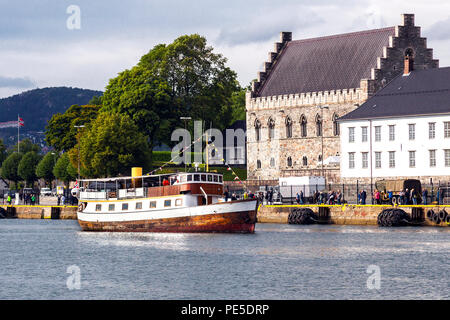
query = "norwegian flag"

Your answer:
(18, 117), (24, 127)
(234, 176), (239, 181)
(227, 167), (232, 171)
(73, 180), (79, 189)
